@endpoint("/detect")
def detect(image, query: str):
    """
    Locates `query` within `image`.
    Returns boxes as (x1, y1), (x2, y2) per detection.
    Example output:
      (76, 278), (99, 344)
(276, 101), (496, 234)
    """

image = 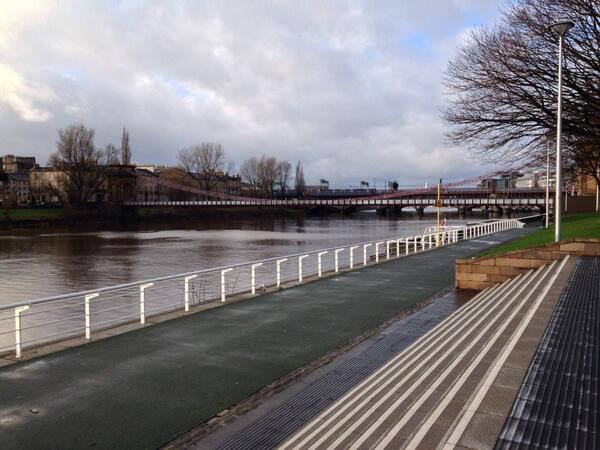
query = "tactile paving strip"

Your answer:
(496, 256), (599, 450)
